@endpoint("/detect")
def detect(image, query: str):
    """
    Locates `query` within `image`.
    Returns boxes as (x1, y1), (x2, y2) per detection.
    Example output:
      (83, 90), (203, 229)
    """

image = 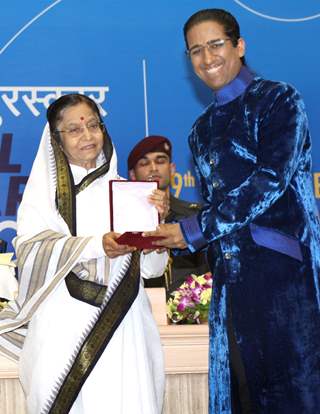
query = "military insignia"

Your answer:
(164, 142), (170, 151)
(189, 203), (199, 209)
